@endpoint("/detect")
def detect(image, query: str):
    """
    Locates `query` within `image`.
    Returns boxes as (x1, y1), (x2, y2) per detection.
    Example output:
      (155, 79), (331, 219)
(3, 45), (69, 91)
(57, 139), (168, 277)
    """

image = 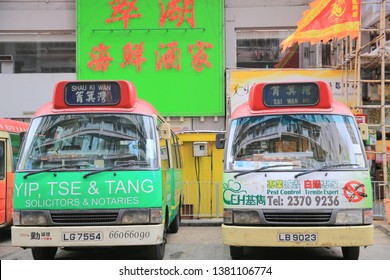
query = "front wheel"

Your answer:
(168, 211), (180, 234)
(341, 246), (360, 260)
(147, 242), (165, 260)
(147, 217), (168, 259)
(31, 247), (57, 260)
